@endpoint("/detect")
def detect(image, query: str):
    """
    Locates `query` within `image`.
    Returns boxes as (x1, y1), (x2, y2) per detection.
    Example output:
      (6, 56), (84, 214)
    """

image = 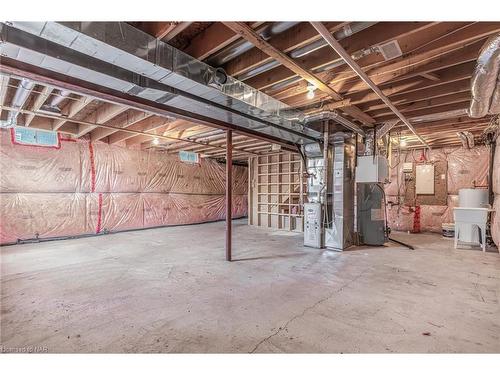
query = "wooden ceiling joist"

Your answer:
(0, 76), (10, 118)
(90, 110), (153, 142)
(184, 22), (264, 60)
(52, 96), (92, 131)
(224, 22), (347, 77)
(108, 116), (171, 144)
(223, 21), (375, 124)
(9, 21), (500, 152)
(311, 21), (430, 148)
(278, 37), (483, 108)
(25, 85), (53, 127)
(245, 22), (437, 92)
(76, 103), (128, 138)
(141, 21), (192, 41)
